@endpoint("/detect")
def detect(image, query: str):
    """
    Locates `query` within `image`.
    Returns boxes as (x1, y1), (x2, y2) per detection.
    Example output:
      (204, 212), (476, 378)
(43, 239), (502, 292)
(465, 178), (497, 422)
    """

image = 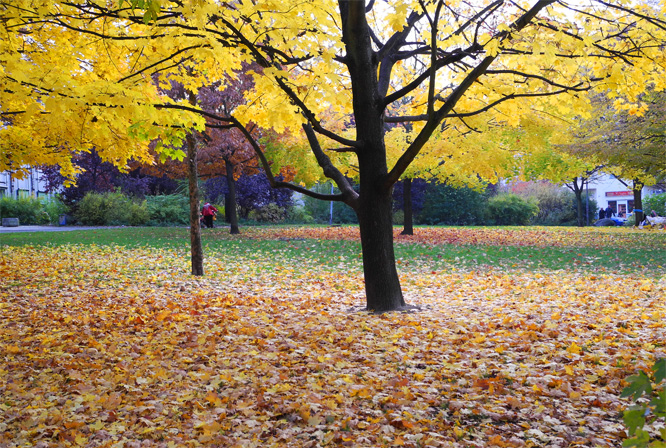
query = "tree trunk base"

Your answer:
(347, 304), (428, 314)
